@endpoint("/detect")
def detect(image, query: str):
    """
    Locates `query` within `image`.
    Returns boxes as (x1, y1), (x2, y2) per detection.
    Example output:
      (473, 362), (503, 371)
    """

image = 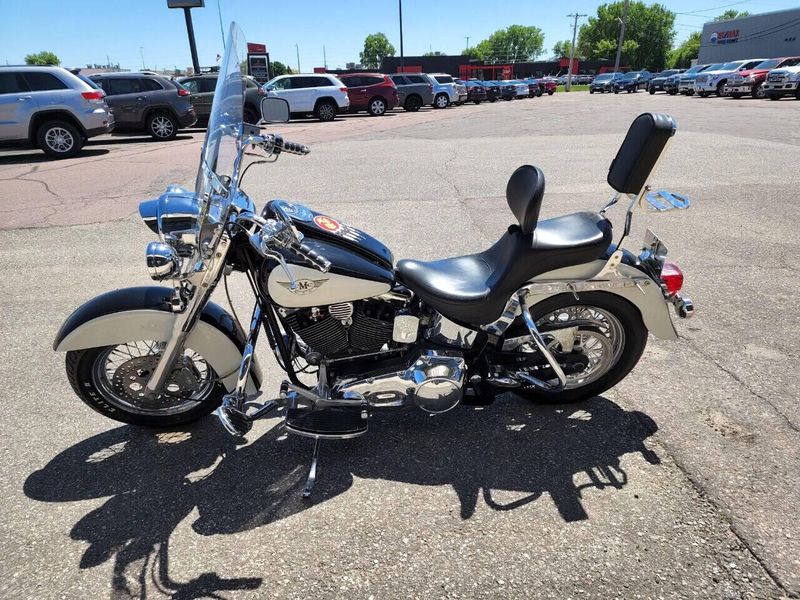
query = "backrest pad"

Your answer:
(506, 165), (545, 235)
